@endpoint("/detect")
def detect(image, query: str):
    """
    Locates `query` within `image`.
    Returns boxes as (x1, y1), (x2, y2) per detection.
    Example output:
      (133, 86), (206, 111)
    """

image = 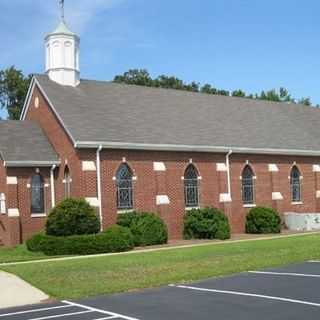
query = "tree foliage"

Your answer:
(0, 66), (31, 120)
(114, 69), (314, 106)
